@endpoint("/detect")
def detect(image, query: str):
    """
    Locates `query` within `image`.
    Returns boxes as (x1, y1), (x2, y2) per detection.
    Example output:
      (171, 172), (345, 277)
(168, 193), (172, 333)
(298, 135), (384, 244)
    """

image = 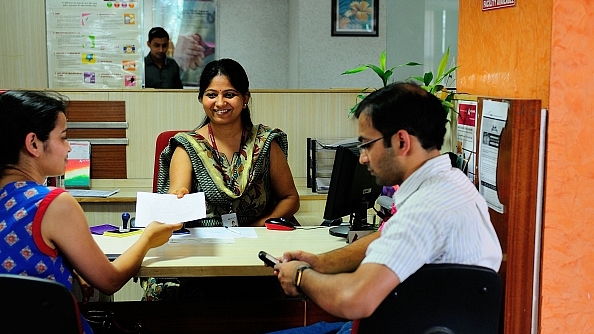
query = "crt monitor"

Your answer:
(323, 143), (383, 237)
